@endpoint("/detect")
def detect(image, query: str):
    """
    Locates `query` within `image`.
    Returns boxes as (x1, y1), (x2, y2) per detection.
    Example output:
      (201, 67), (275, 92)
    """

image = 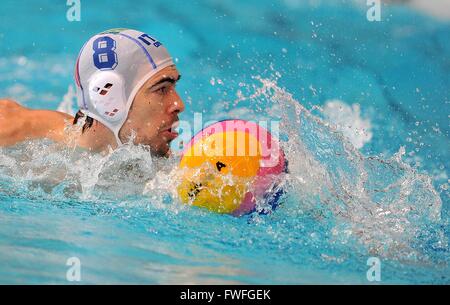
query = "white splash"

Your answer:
(57, 85), (76, 116)
(322, 100), (372, 149)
